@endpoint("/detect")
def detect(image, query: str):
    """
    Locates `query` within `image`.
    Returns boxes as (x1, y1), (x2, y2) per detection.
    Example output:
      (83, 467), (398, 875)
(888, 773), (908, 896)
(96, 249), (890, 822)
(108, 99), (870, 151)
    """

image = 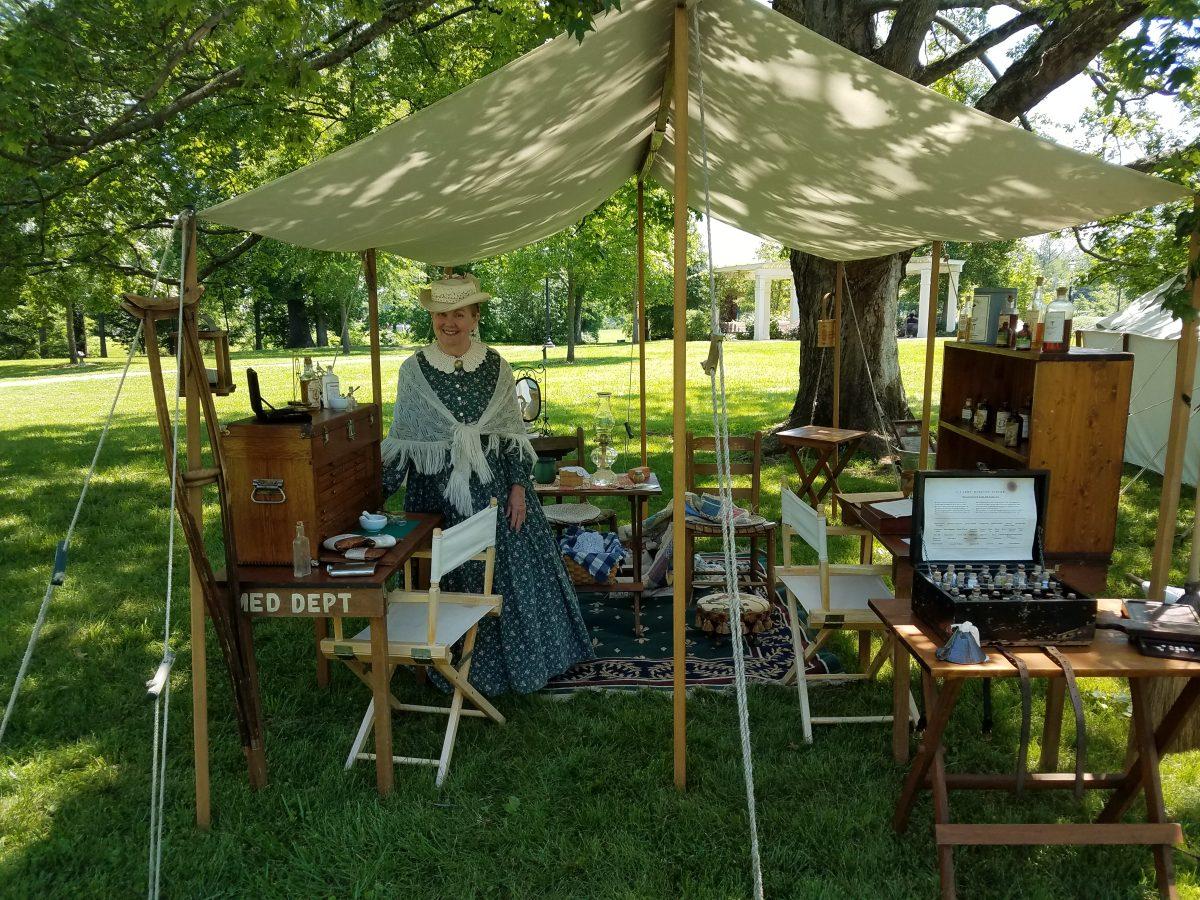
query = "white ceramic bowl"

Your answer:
(359, 513), (387, 533)
(327, 394), (350, 411)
